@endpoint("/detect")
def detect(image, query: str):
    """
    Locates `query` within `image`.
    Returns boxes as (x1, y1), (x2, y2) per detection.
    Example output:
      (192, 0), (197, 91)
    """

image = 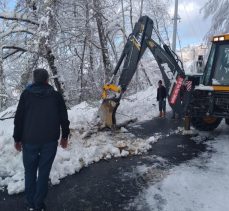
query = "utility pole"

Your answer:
(172, 0), (179, 52)
(0, 42), (4, 111)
